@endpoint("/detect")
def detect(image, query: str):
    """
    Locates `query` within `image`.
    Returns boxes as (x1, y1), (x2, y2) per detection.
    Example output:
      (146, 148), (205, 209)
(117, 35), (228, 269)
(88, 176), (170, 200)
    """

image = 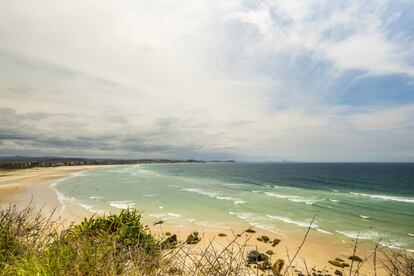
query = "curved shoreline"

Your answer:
(0, 166), (394, 275)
